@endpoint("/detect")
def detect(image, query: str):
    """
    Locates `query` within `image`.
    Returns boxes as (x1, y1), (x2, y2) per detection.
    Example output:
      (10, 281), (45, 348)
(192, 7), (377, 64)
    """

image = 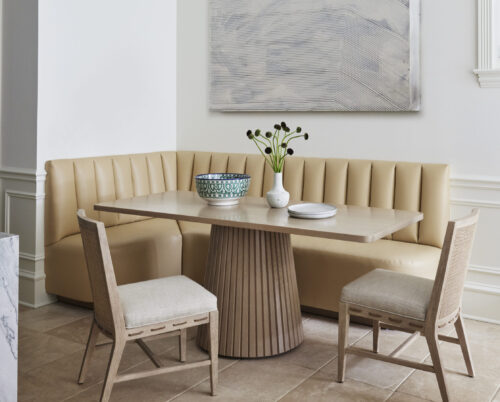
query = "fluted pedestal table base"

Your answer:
(197, 225), (304, 358)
